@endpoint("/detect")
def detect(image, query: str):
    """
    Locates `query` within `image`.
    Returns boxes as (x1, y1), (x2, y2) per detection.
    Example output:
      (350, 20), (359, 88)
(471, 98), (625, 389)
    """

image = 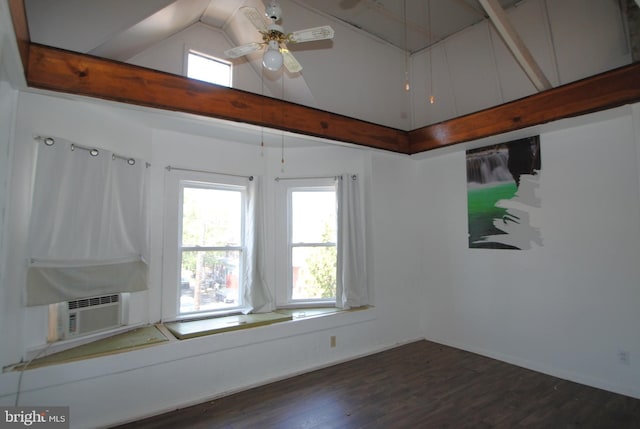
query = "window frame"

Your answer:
(185, 49), (232, 87)
(163, 170), (248, 321)
(276, 178), (338, 308)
